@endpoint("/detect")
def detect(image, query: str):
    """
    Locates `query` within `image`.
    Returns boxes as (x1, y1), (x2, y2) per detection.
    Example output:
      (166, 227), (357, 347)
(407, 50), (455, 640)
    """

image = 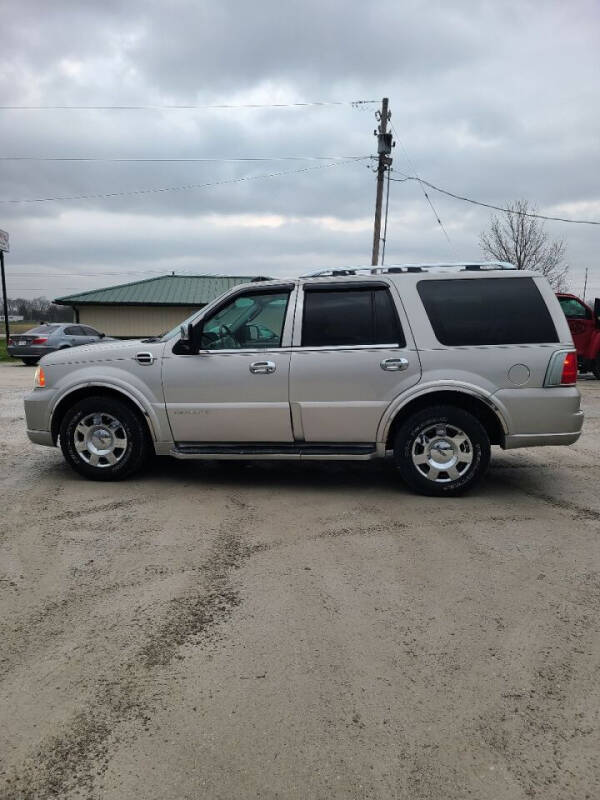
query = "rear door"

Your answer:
(289, 281), (421, 443)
